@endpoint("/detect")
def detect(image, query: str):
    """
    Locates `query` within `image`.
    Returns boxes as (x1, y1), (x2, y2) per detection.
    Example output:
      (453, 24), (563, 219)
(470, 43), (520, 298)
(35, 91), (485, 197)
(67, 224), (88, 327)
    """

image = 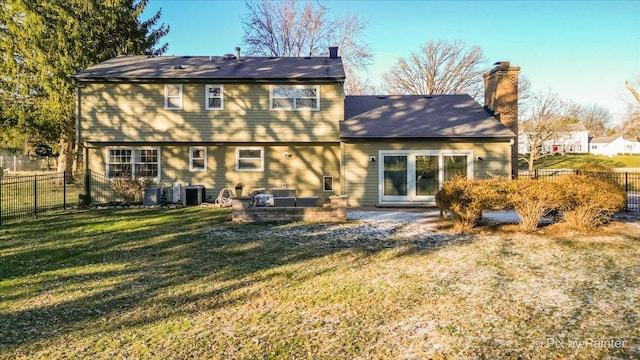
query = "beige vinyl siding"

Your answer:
(88, 143), (341, 203)
(342, 140), (512, 206)
(79, 83), (343, 143)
